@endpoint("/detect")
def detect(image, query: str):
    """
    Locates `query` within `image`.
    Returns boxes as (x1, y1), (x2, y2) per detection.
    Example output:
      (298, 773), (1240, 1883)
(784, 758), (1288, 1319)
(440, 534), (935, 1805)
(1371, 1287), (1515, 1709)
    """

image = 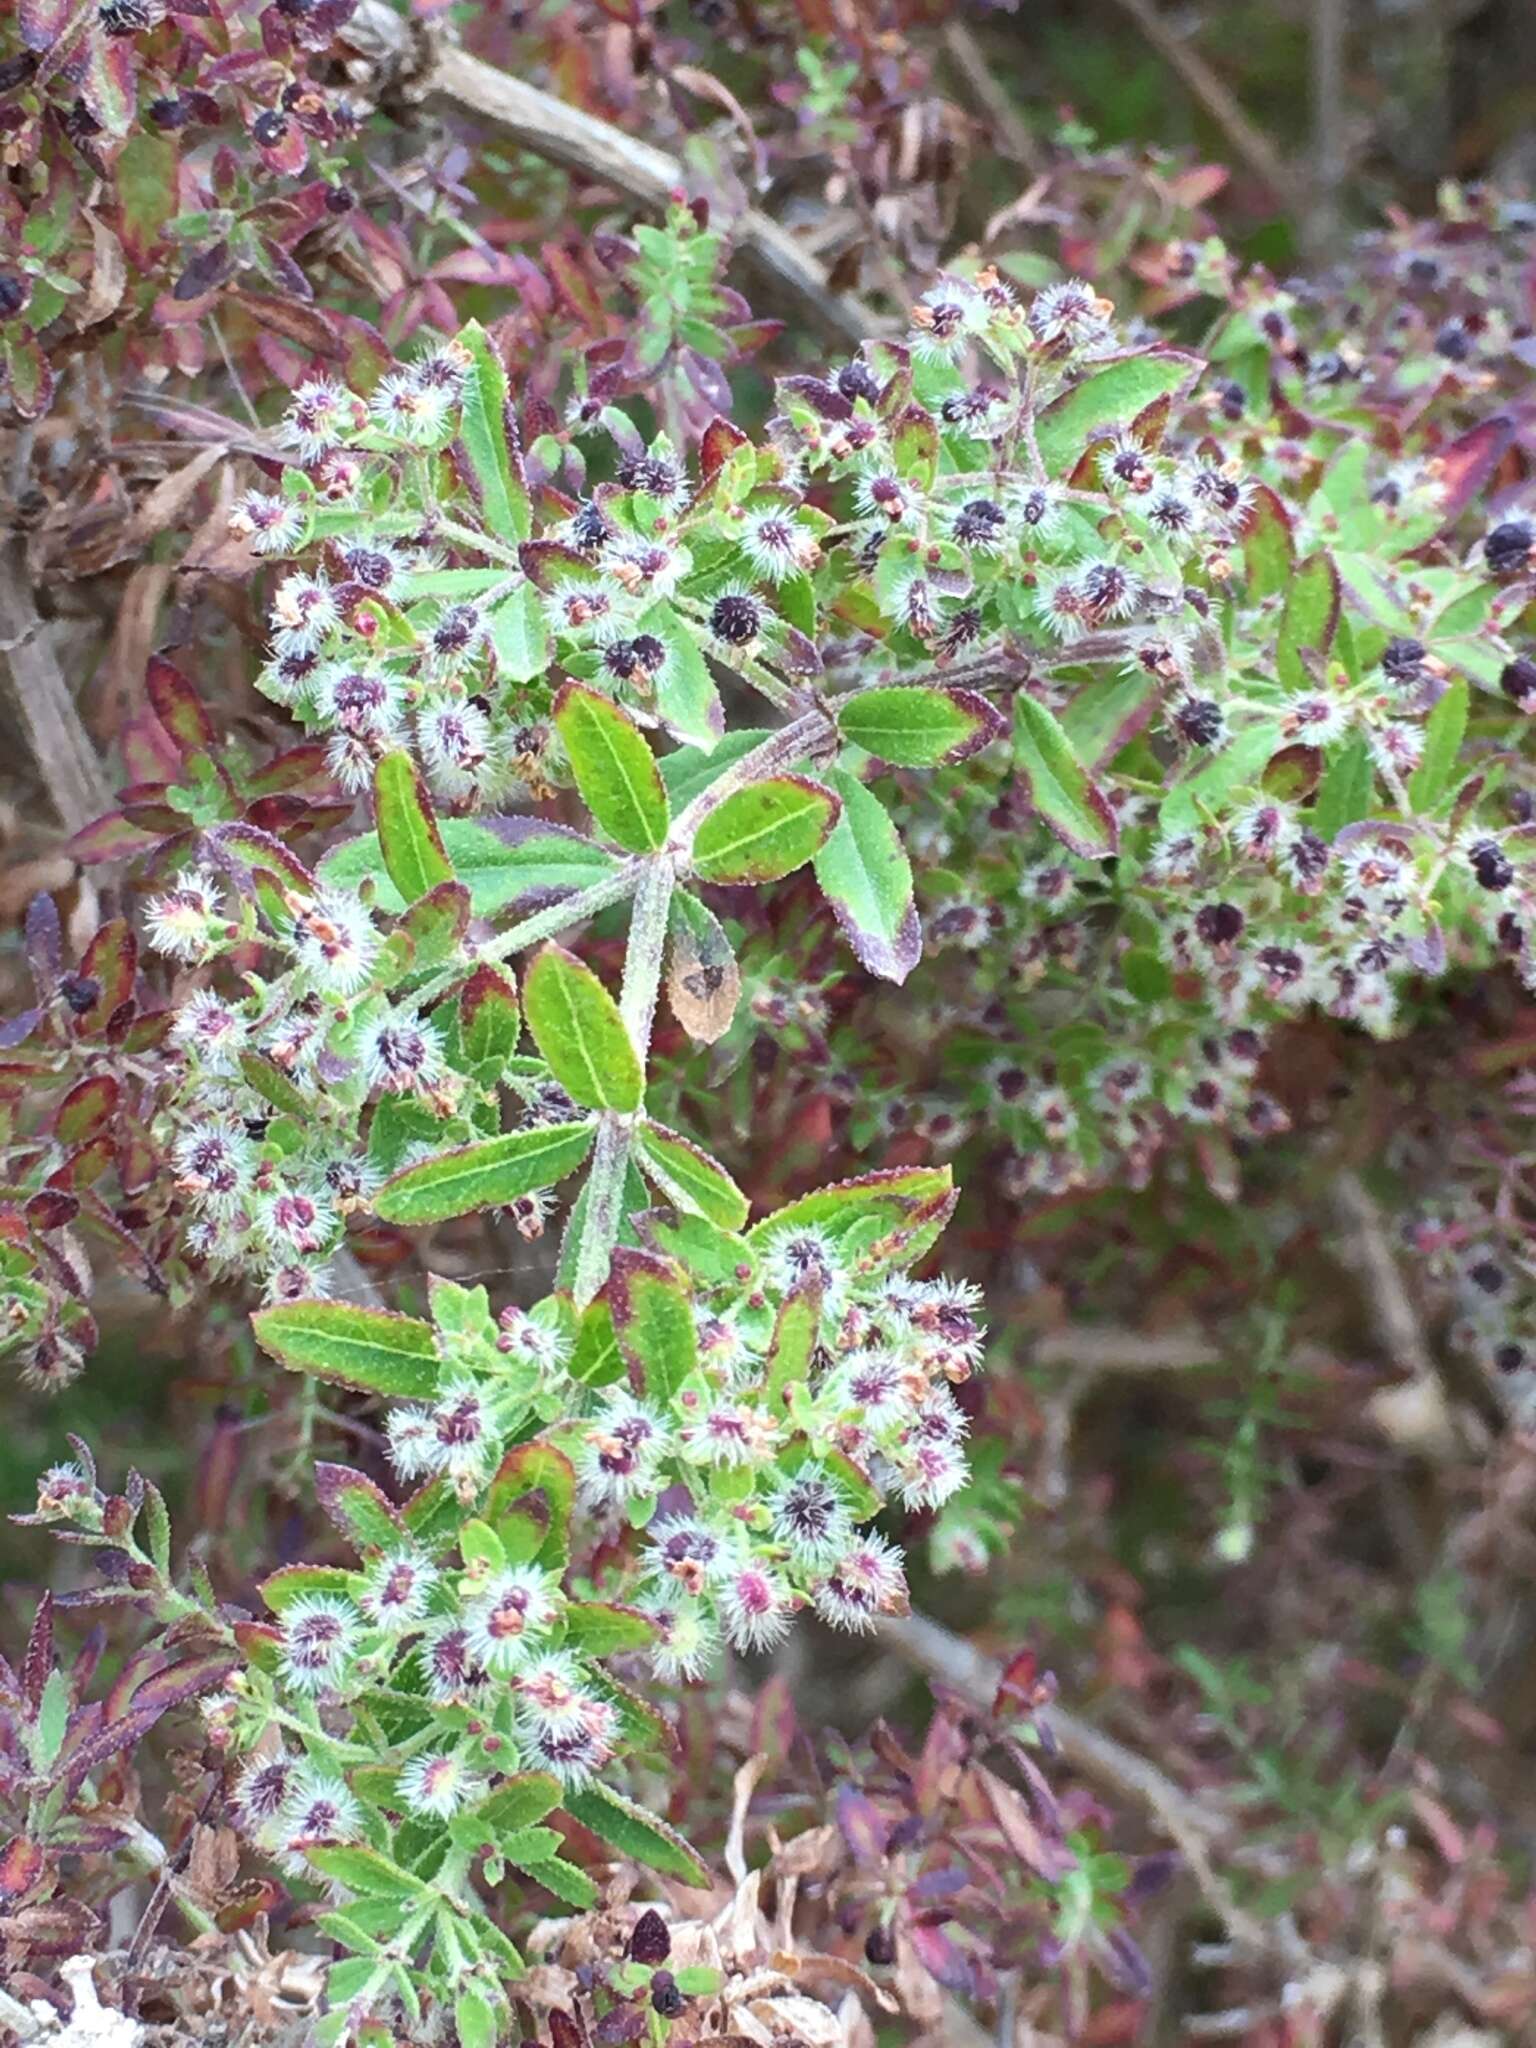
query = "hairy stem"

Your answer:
(412, 862), (638, 1012)
(570, 857), (676, 1306)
